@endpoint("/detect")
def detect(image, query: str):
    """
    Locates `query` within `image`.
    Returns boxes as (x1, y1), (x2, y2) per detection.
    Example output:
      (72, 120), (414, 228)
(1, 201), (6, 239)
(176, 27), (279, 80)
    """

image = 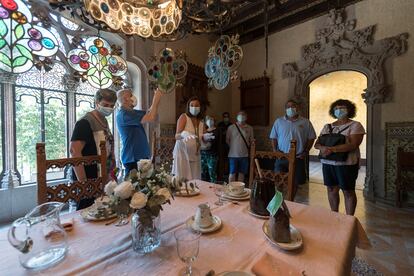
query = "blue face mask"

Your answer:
(334, 108), (348, 119)
(286, 107), (297, 118)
